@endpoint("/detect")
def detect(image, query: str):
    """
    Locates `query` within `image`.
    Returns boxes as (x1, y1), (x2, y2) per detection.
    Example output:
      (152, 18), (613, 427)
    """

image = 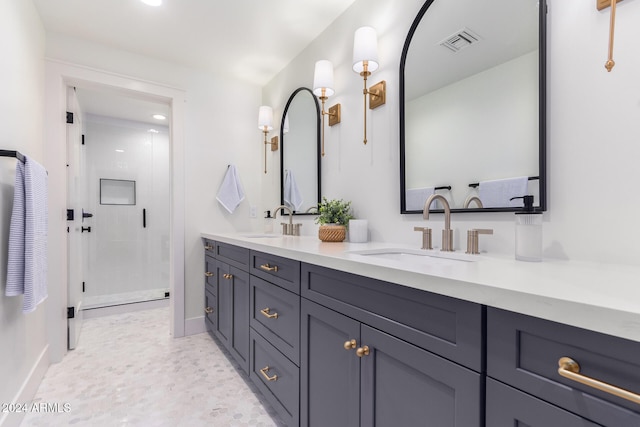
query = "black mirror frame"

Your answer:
(399, 0), (547, 214)
(280, 87), (322, 215)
